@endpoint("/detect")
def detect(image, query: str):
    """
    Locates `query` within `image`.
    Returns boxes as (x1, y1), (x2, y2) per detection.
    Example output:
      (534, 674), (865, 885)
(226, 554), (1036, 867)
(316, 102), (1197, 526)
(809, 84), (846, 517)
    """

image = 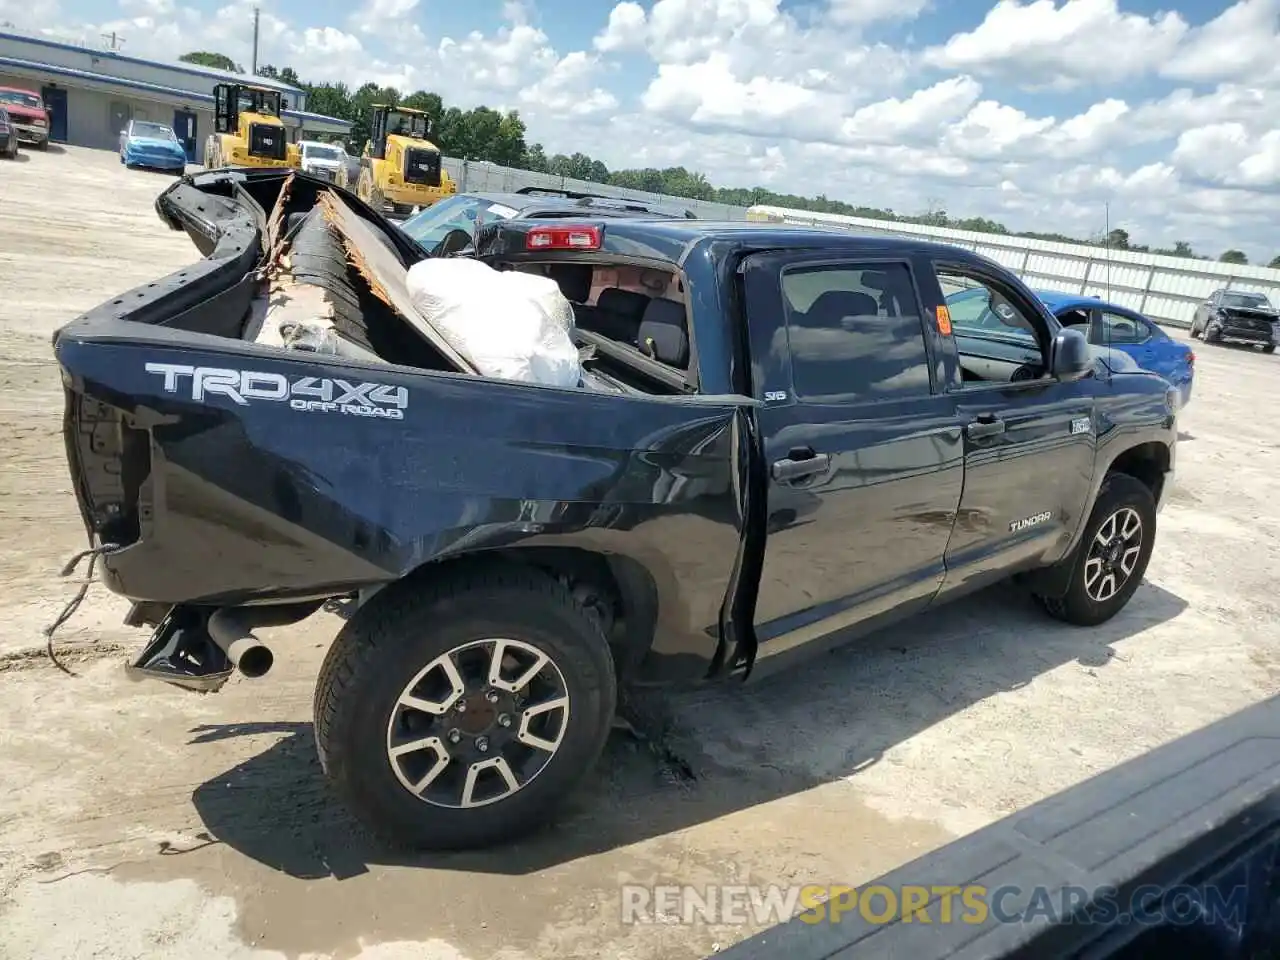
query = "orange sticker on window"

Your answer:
(935, 304), (953, 335)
